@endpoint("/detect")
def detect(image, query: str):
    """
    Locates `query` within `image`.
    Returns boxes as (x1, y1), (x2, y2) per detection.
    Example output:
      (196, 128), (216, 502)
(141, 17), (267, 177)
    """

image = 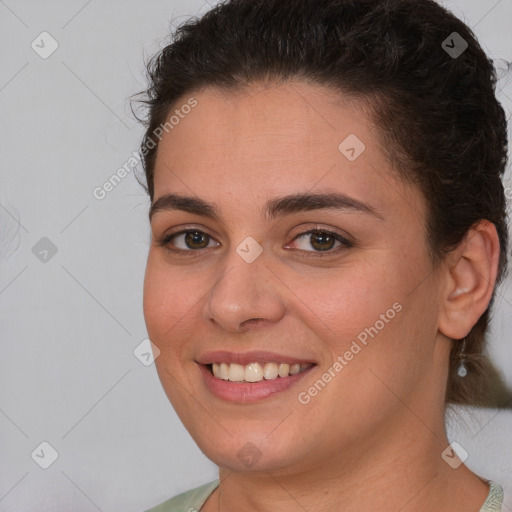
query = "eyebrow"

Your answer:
(149, 192), (384, 222)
